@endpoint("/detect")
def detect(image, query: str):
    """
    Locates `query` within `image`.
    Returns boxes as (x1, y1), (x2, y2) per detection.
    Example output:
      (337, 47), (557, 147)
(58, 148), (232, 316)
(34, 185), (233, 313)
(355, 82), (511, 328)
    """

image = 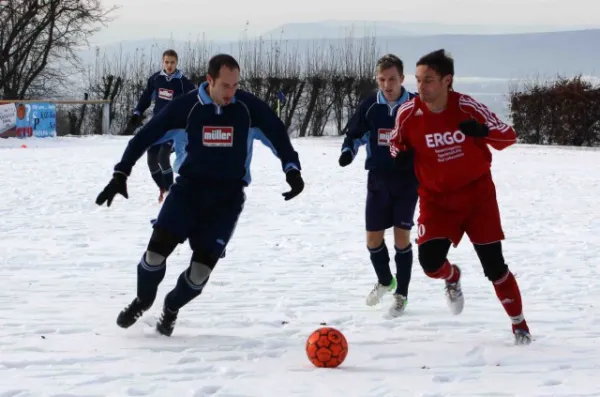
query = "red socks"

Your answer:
(493, 271), (529, 332)
(425, 260), (460, 283)
(425, 262), (529, 333)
